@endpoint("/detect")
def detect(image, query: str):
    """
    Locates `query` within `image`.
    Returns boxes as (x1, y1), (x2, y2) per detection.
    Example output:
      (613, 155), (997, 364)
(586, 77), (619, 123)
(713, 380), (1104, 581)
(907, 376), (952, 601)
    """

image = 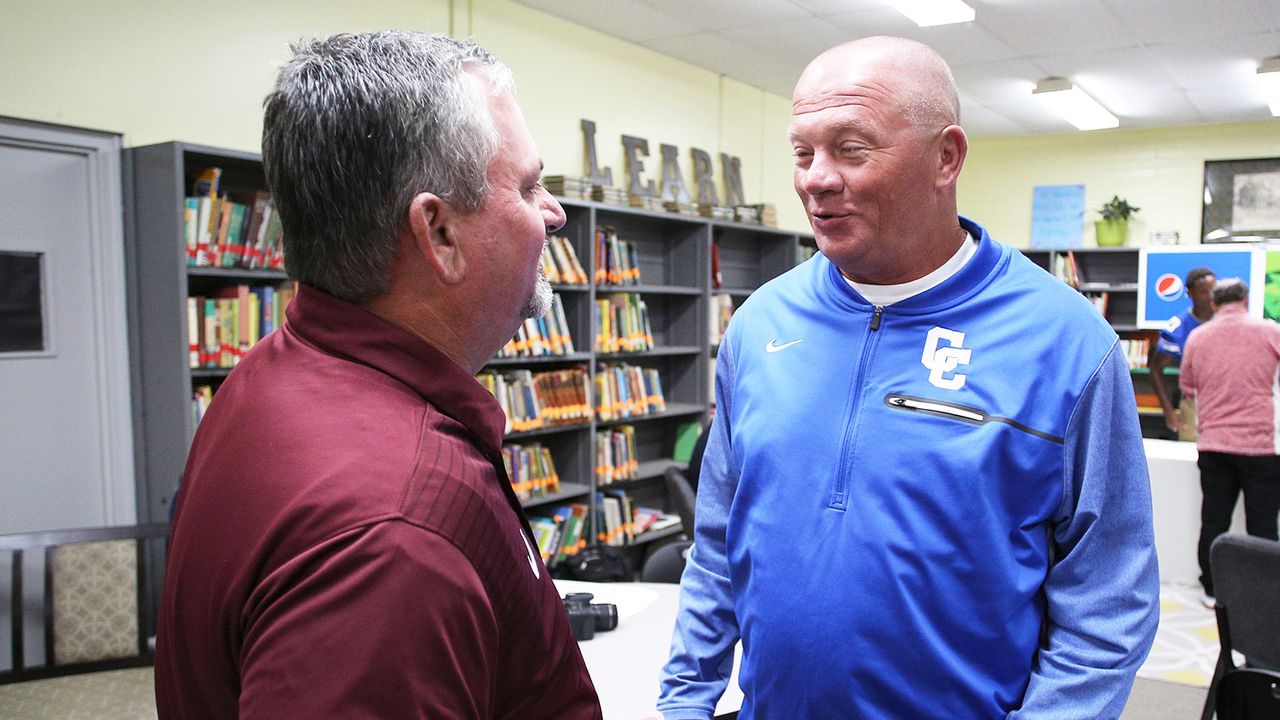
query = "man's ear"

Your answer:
(407, 191), (465, 284)
(936, 124), (968, 189)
